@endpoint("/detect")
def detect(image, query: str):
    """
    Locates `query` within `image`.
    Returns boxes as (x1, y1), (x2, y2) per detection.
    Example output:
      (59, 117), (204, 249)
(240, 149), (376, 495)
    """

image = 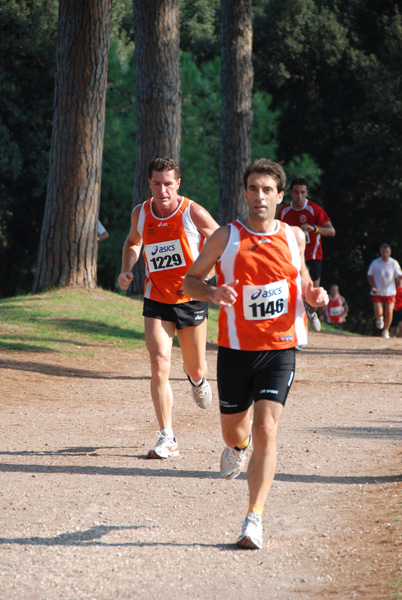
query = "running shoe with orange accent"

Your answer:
(236, 512), (263, 549)
(220, 445), (247, 480)
(147, 431), (179, 459)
